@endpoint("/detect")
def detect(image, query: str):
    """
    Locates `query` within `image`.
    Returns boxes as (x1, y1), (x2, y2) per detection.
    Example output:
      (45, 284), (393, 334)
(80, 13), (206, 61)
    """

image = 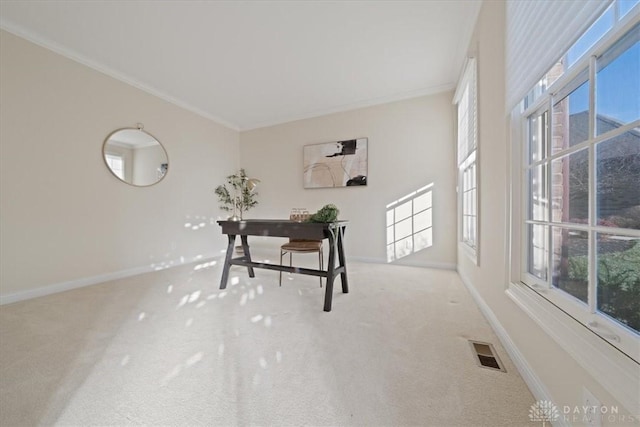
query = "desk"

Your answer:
(217, 219), (349, 311)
